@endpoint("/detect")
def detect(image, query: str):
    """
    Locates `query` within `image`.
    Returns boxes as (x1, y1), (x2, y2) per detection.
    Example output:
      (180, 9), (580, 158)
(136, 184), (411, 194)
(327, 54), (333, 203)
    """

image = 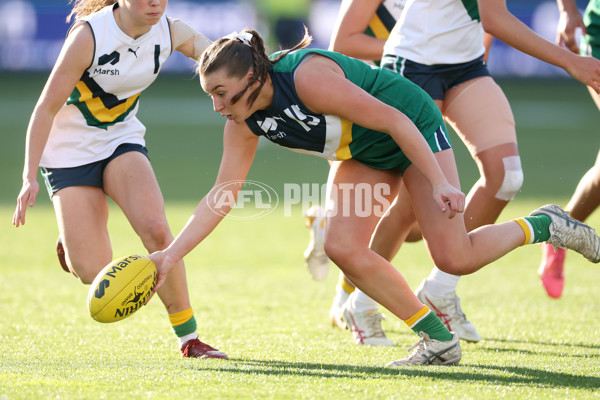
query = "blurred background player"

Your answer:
(12, 0), (226, 359)
(307, 0), (600, 347)
(538, 0), (600, 299)
(254, 0), (312, 49)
